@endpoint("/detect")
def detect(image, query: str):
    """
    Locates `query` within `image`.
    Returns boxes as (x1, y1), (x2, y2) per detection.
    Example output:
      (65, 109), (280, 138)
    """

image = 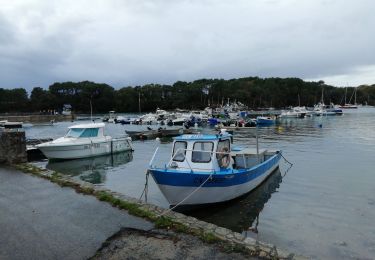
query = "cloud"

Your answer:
(0, 0), (375, 90)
